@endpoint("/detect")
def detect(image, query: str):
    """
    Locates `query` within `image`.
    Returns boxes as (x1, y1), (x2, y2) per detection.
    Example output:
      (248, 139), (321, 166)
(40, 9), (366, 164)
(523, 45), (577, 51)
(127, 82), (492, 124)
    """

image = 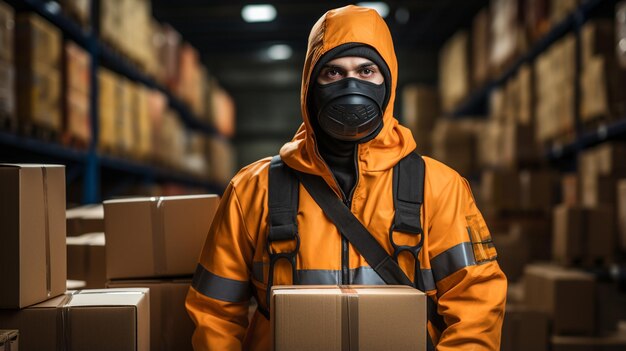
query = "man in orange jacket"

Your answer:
(186, 5), (507, 350)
